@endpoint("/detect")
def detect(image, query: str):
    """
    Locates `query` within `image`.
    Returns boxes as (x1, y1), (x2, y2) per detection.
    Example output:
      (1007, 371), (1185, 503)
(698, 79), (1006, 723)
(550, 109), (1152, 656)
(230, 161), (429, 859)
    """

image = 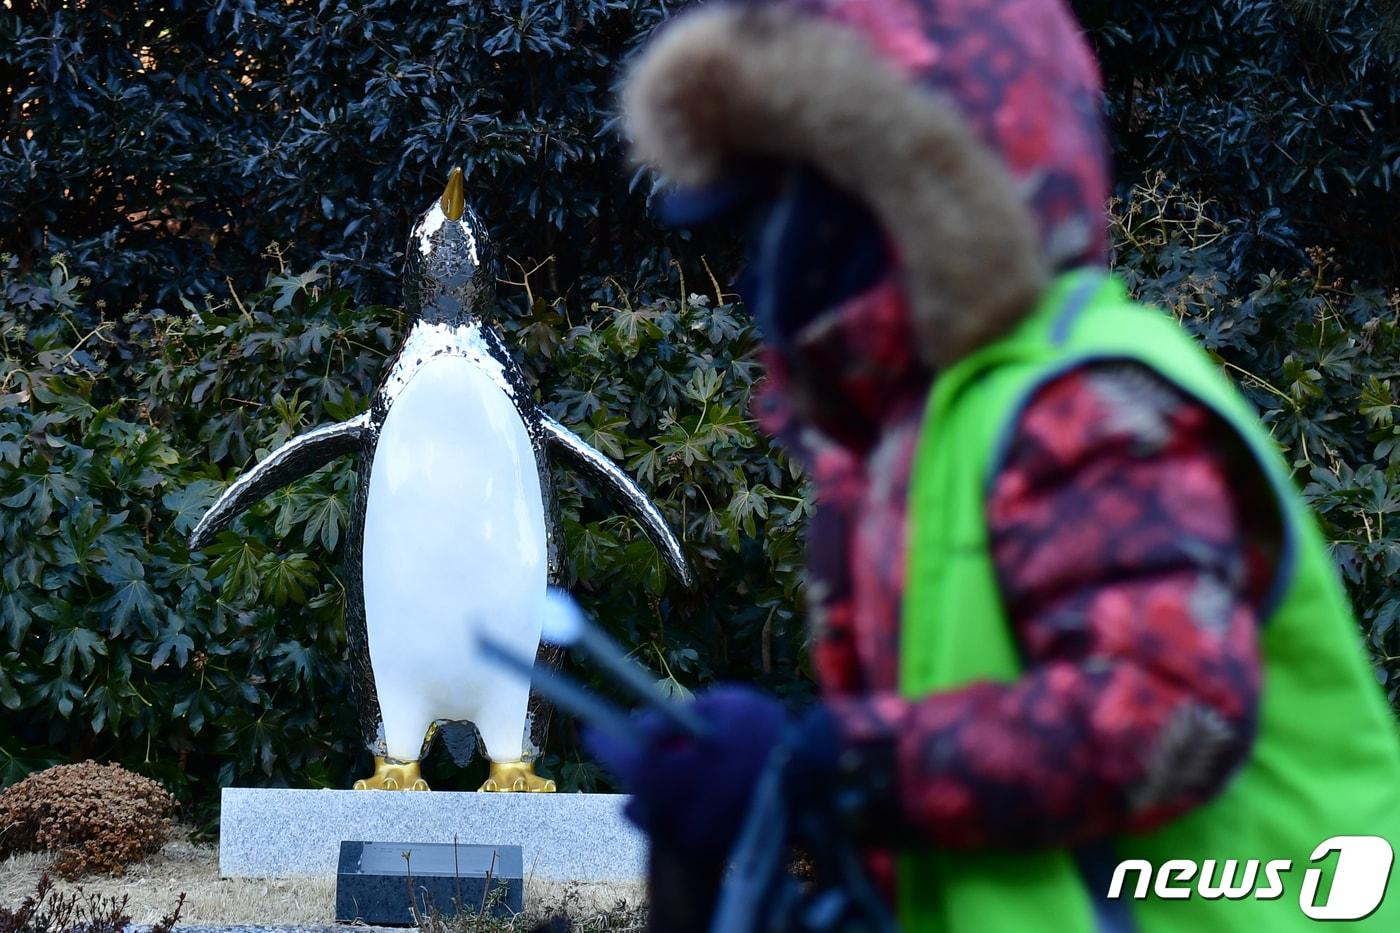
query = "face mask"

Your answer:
(738, 165), (889, 351)
(659, 161), (889, 350)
